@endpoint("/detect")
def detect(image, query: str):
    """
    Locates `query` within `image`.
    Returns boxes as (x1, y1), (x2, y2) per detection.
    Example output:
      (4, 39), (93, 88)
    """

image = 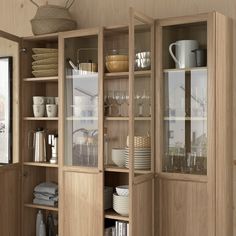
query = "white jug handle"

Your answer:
(169, 43), (181, 67)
